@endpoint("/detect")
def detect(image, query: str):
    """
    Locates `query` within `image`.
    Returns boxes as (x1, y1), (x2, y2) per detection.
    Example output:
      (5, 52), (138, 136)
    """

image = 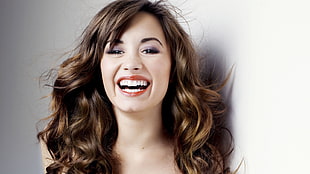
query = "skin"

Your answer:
(101, 12), (180, 174)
